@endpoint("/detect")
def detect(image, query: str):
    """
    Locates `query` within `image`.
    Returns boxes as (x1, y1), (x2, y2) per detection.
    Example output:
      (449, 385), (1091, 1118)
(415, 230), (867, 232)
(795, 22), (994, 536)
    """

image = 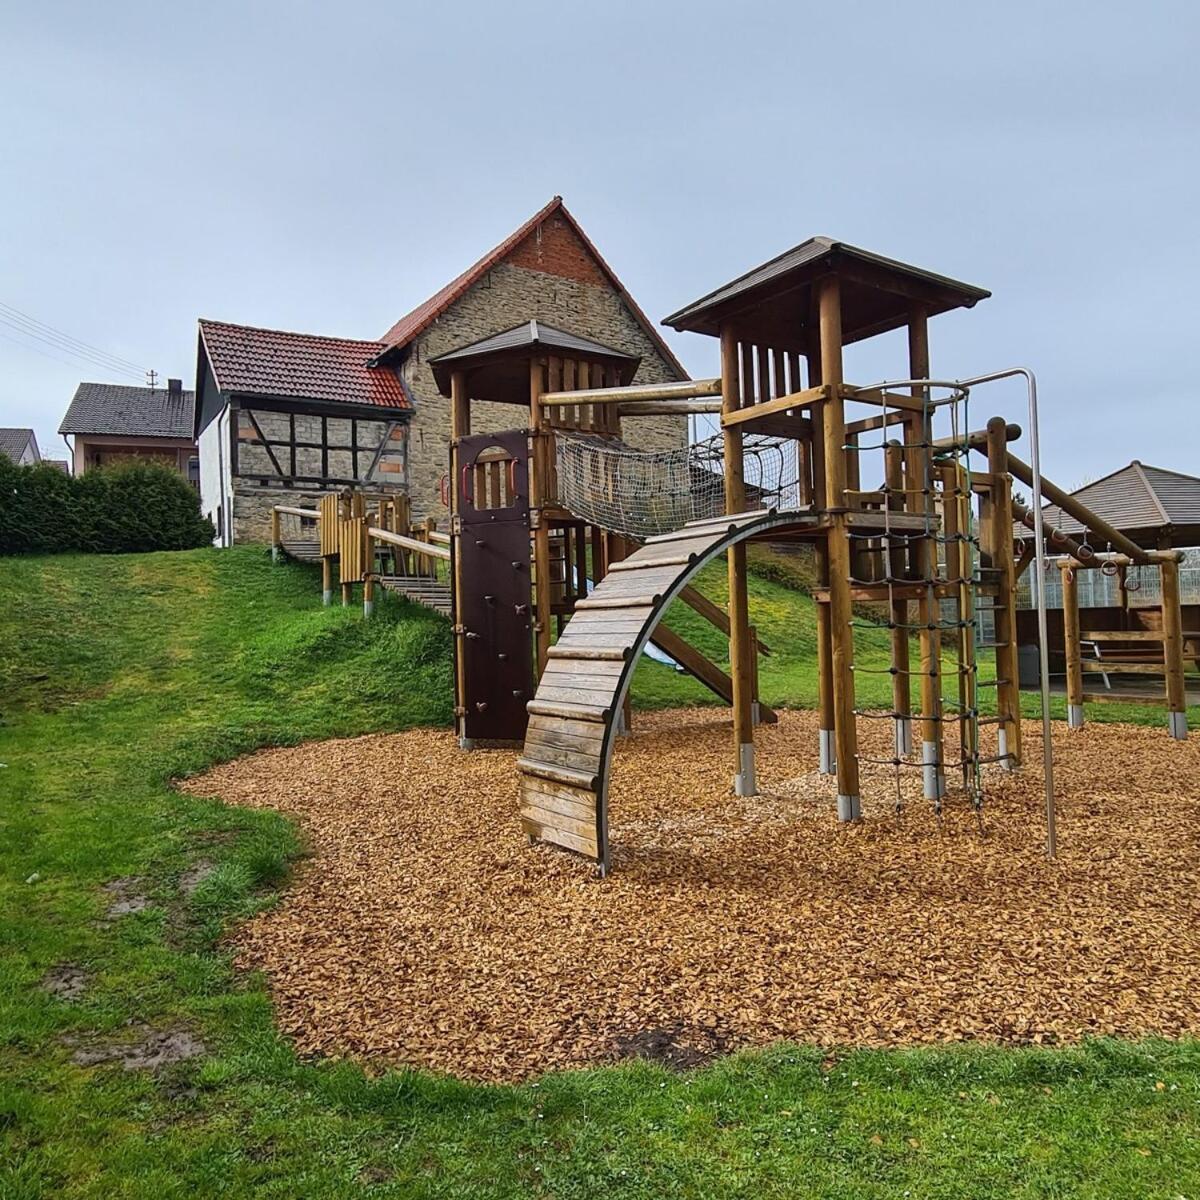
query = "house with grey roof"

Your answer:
(0, 427), (41, 466)
(59, 380), (197, 483)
